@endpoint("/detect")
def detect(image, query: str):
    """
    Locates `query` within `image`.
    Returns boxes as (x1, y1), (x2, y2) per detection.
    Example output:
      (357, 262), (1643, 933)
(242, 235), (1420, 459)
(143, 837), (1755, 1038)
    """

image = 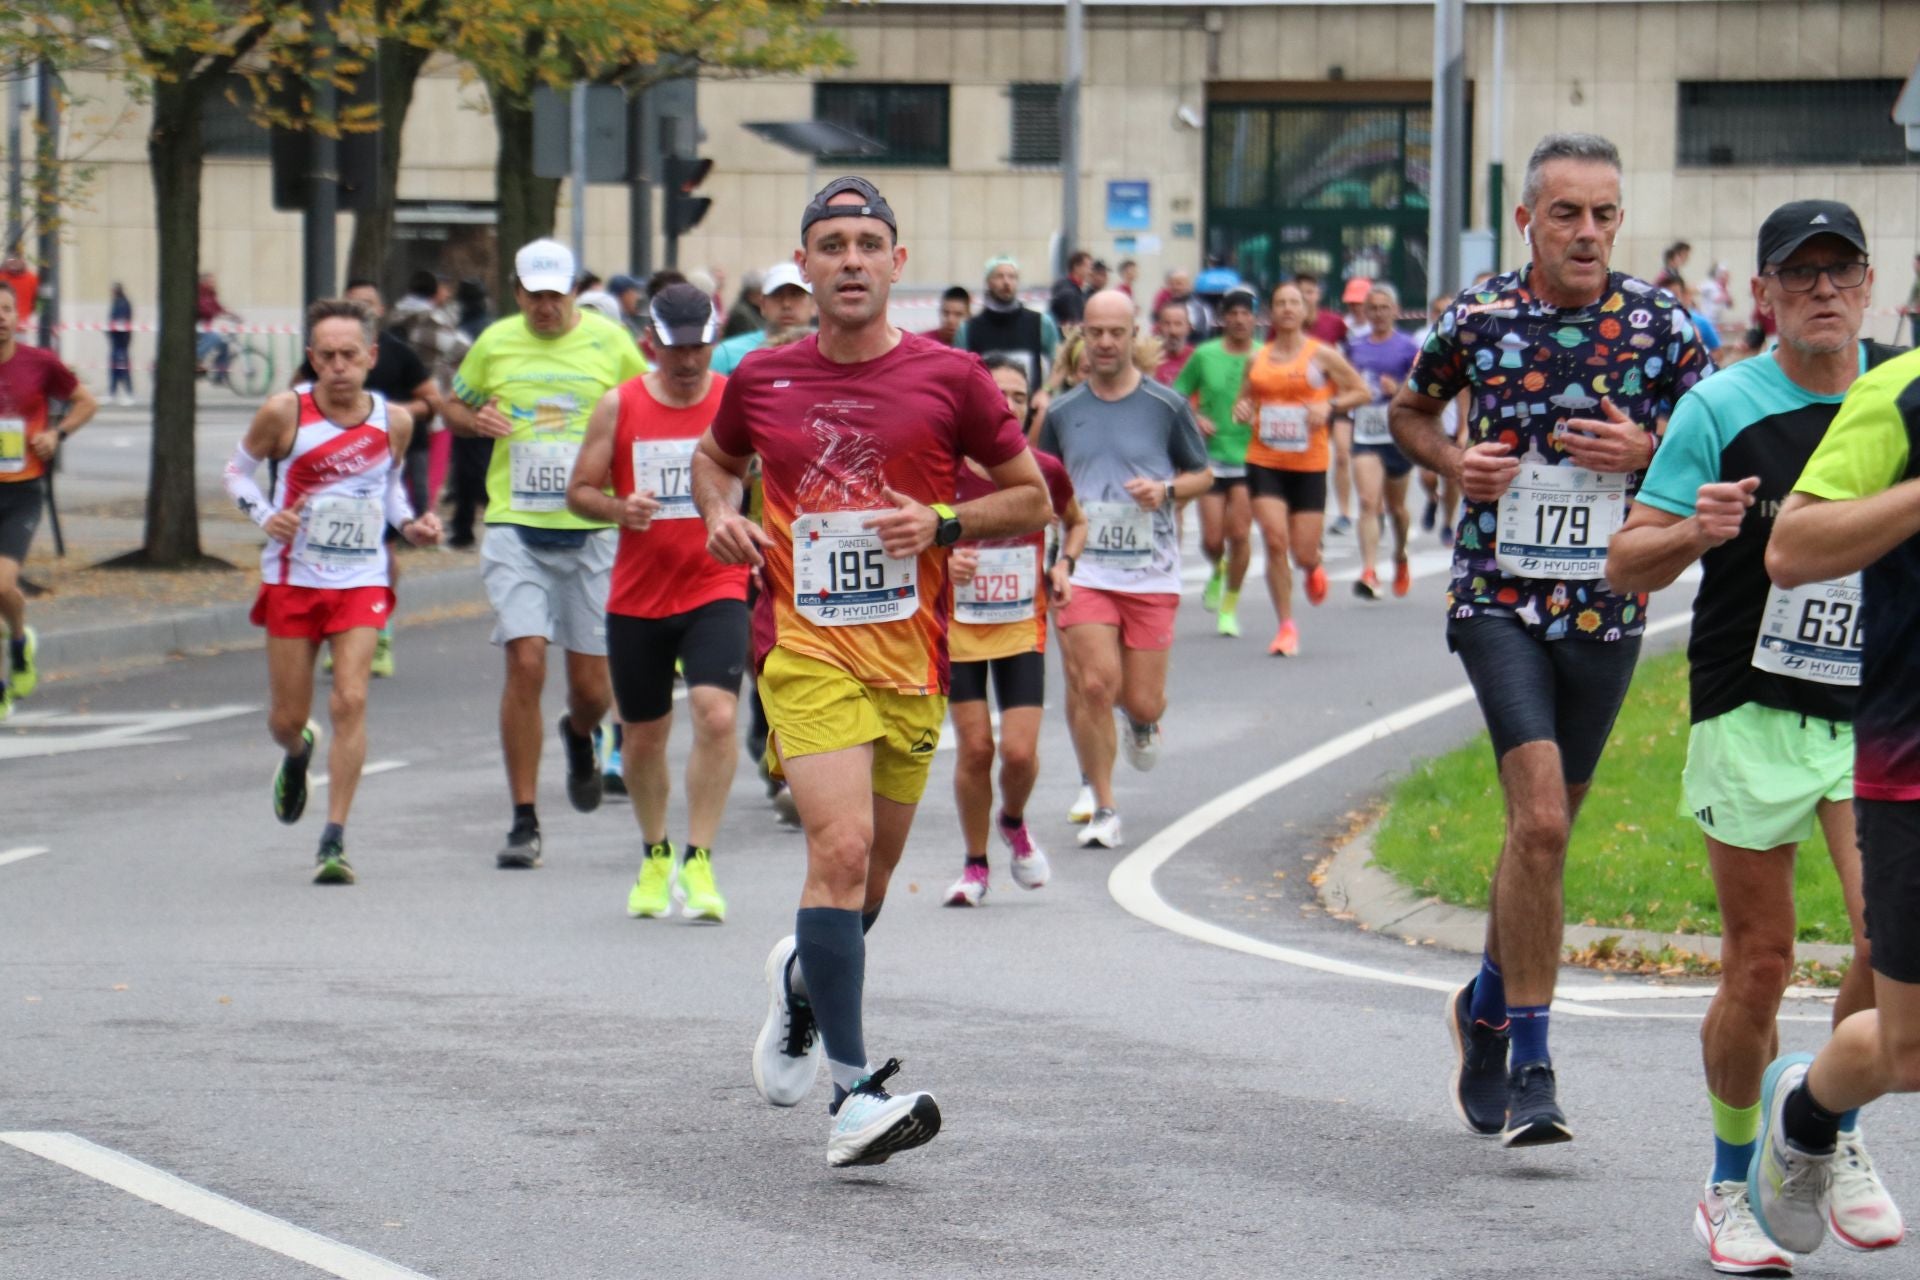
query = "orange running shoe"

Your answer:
(1353, 570), (1382, 600)
(1305, 564), (1328, 606)
(1393, 557), (1412, 597)
(1269, 619), (1300, 657)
